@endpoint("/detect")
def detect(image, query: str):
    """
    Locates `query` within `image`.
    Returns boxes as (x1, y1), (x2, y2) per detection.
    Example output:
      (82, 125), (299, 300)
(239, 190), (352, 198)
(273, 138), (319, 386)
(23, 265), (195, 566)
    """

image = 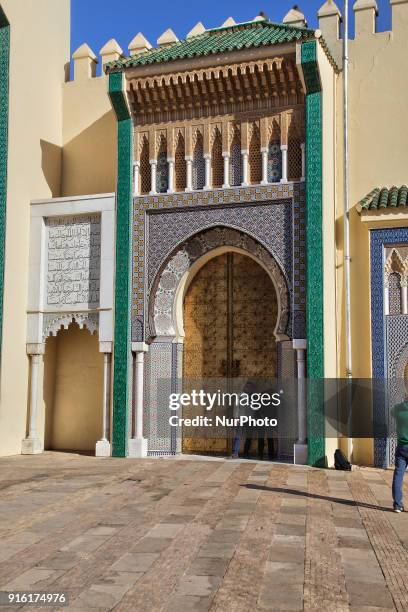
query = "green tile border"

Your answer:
(109, 72), (133, 457)
(301, 40), (326, 467)
(0, 7), (9, 360)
